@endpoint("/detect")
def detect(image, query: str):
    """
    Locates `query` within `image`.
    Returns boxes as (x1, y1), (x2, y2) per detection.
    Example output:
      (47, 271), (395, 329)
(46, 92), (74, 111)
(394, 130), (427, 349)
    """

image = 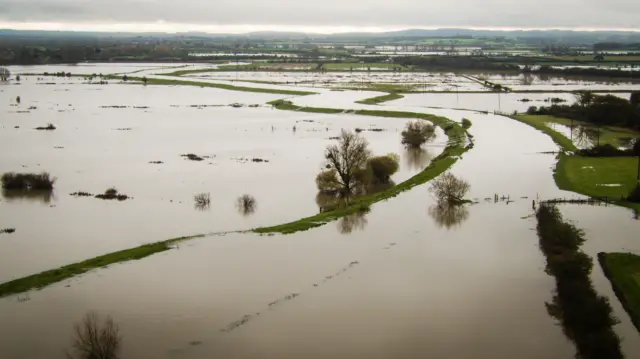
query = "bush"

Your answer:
(401, 120), (436, 148)
(461, 118), (472, 129)
(316, 170), (343, 194)
(1, 172), (55, 190)
(194, 192), (211, 209)
(366, 155), (399, 184)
